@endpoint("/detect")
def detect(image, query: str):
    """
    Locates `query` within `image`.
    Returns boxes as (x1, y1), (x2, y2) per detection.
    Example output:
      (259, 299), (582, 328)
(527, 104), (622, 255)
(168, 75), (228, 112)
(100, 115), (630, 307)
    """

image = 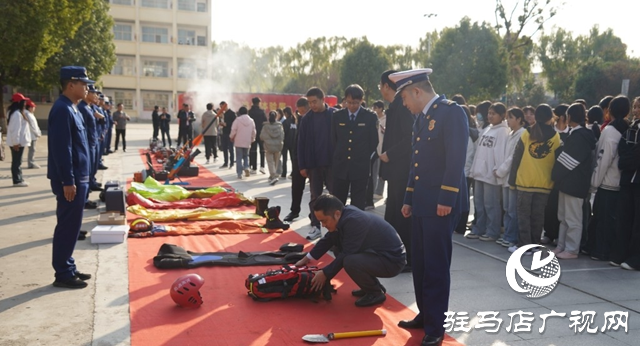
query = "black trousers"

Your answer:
(177, 126), (192, 147)
(10, 146), (25, 184)
(220, 133), (234, 165)
(250, 140), (265, 170)
(161, 127), (172, 147)
(152, 123), (159, 139)
(333, 177), (368, 210)
(455, 177), (474, 234)
(611, 184), (640, 267)
(204, 136), (217, 160)
(543, 188), (561, 240)
(307, 166), (333, 228)
(289, 159), (306, 215)
(115, 129), (126, 150)
(280, 145), (290, 177)
(385, 176), (413, 264)
(343, 252), (404, 293)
